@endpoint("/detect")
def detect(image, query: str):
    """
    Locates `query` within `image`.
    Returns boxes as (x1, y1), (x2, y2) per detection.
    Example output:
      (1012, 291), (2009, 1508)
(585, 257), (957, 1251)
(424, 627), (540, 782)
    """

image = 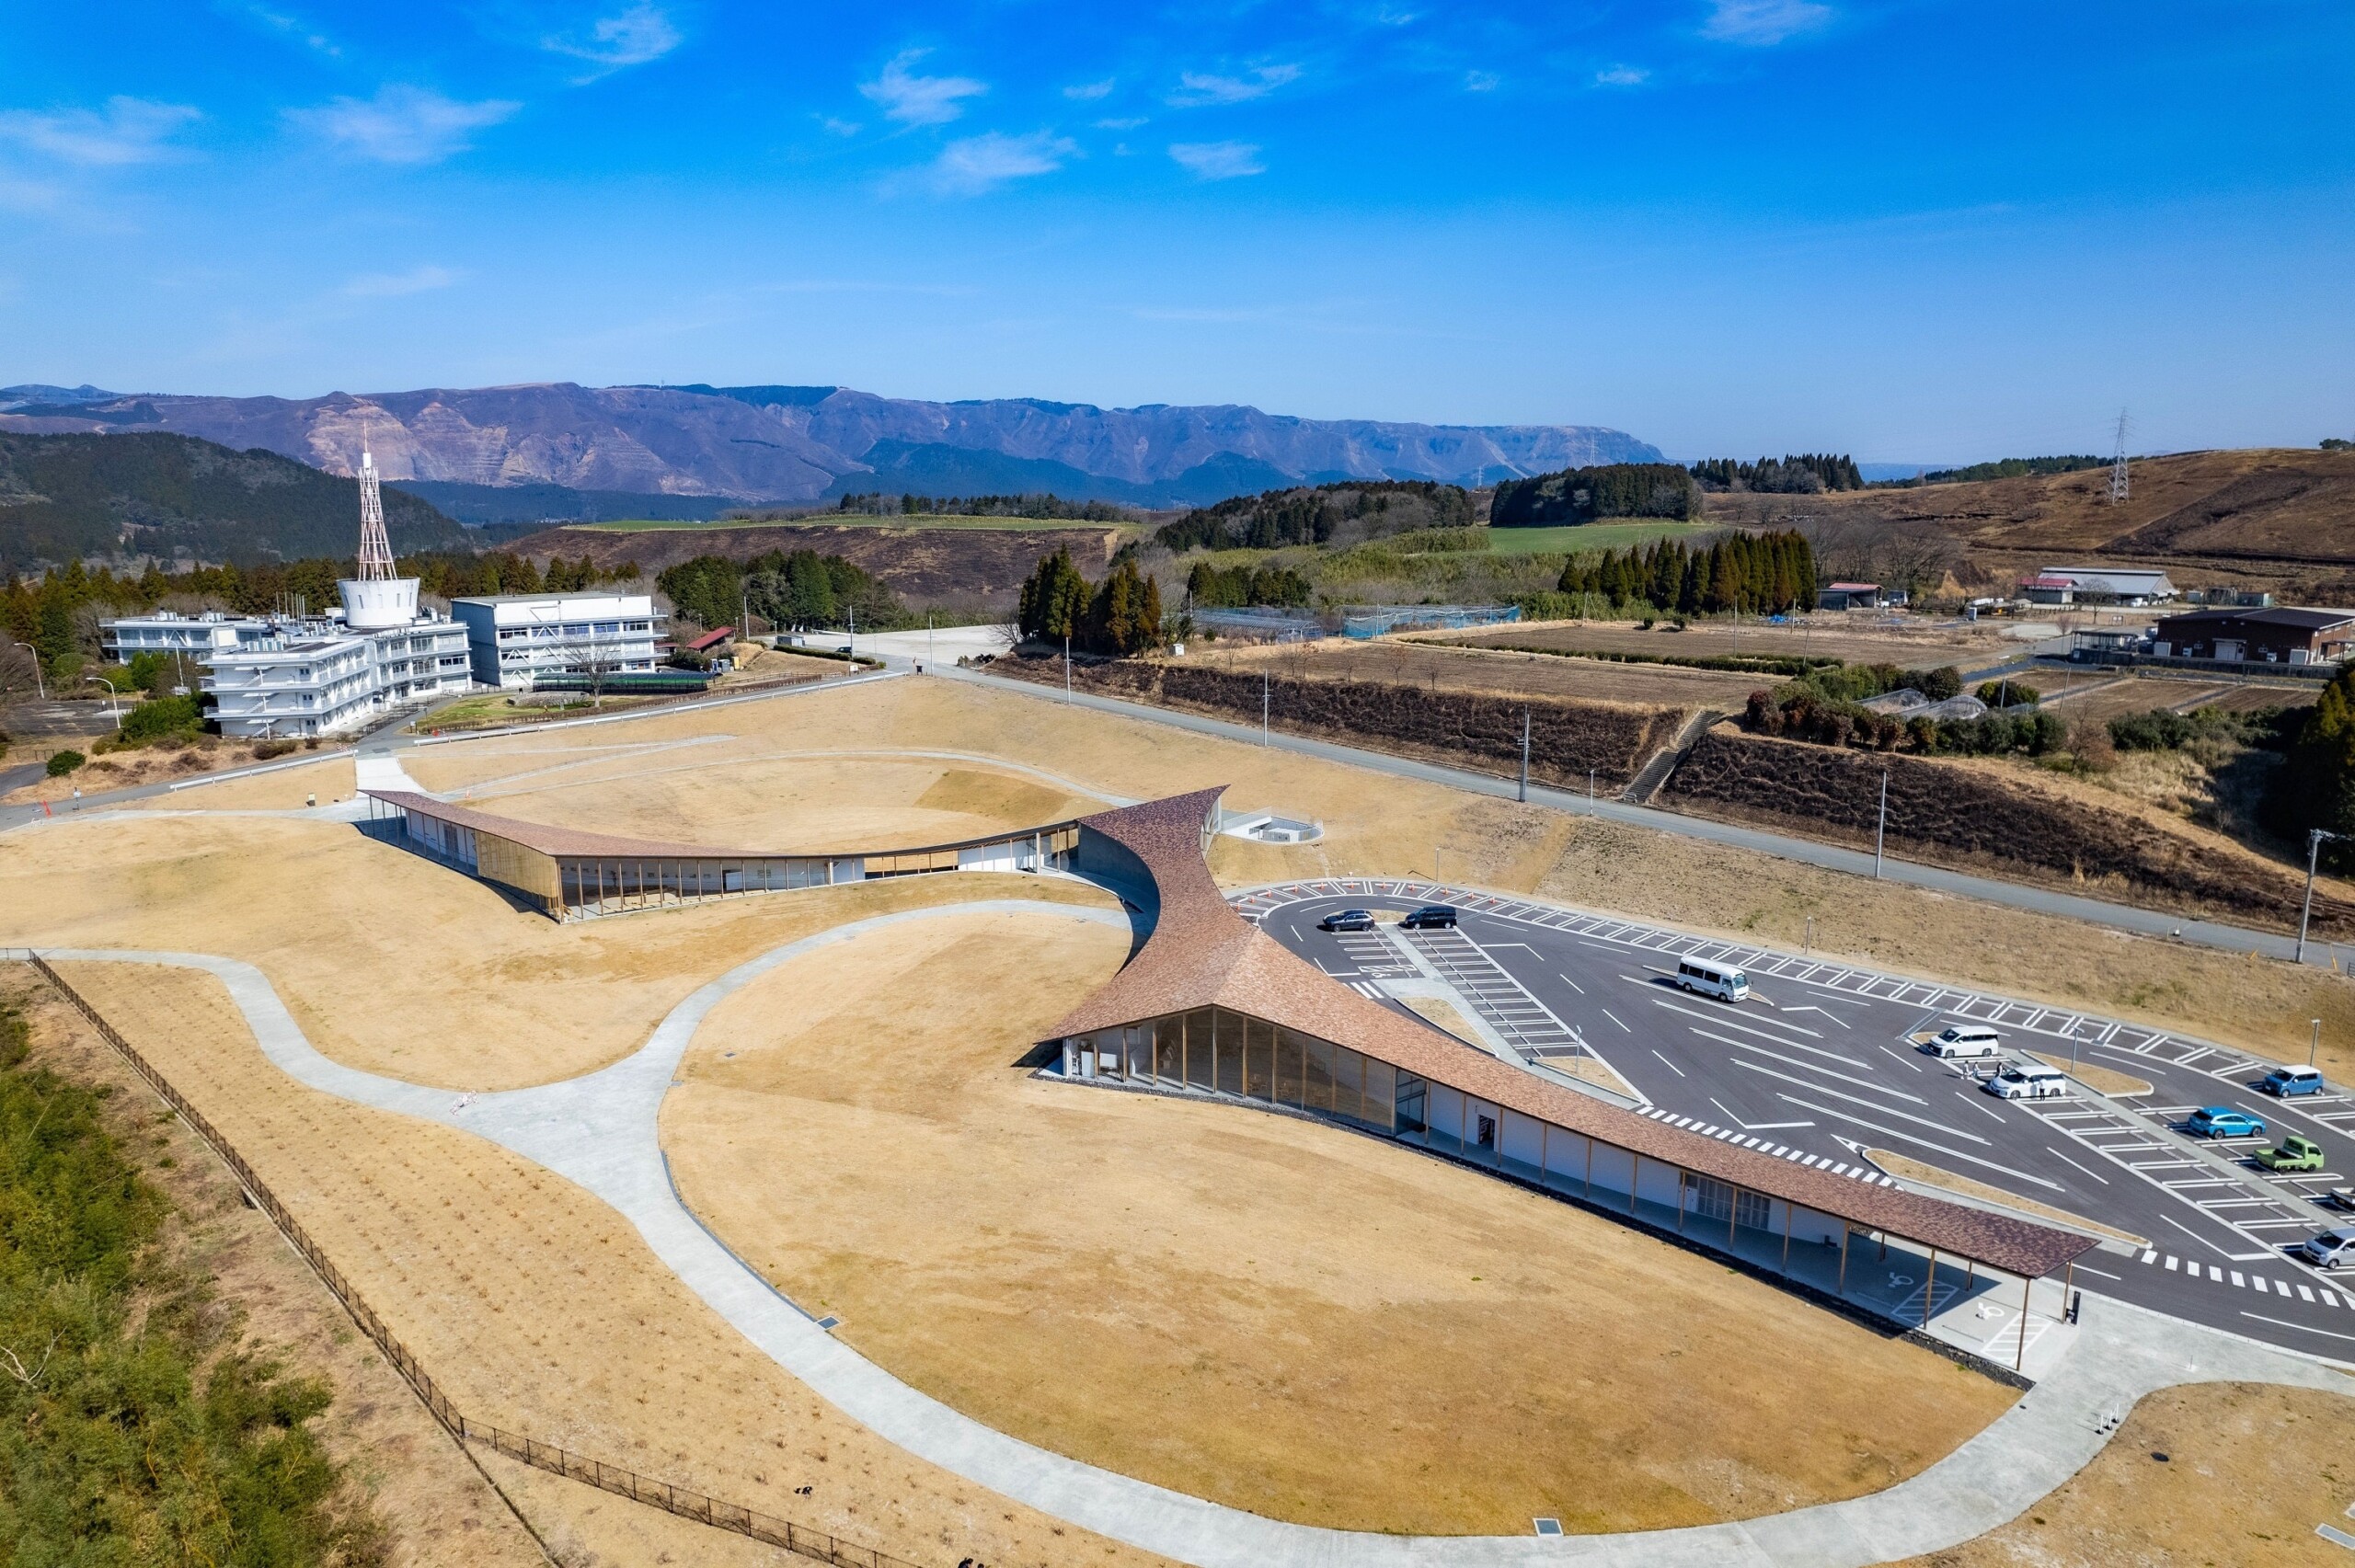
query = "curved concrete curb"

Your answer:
(28, 931), (2350, 1568)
